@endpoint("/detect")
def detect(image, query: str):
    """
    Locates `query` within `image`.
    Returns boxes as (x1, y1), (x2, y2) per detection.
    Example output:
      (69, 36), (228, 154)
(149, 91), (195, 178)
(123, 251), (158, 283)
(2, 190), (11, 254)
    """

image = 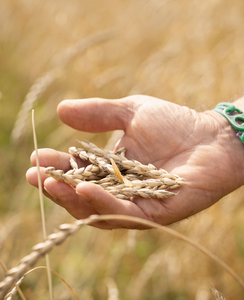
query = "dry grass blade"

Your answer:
(32, 110), (53, 300)
(0, 215), (243, 299)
